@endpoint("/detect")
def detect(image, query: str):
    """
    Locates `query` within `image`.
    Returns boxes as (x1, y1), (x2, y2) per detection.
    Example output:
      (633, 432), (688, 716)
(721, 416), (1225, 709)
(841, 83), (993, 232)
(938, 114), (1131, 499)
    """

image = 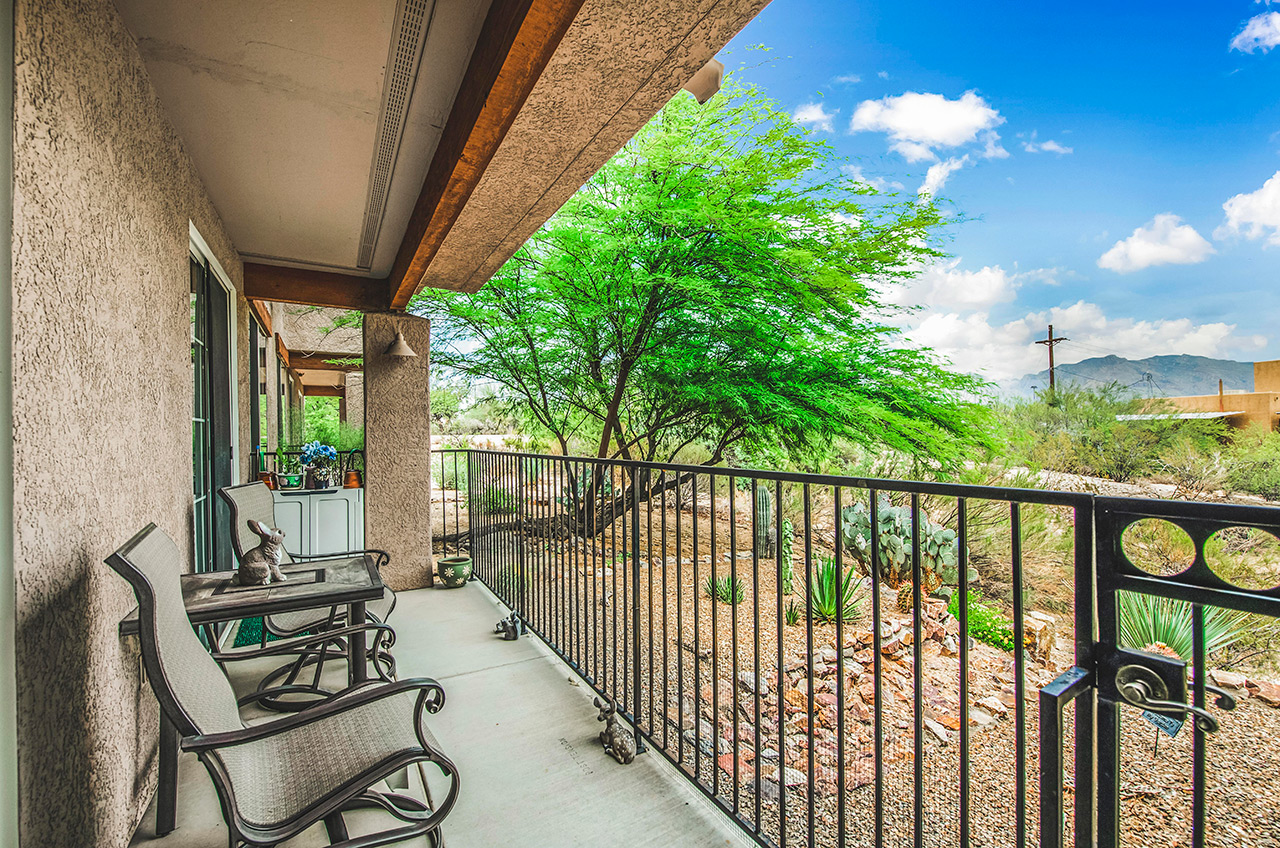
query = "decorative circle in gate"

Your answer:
(1203, 526), (1280, 592)
(1121, 518), (1195, 577)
